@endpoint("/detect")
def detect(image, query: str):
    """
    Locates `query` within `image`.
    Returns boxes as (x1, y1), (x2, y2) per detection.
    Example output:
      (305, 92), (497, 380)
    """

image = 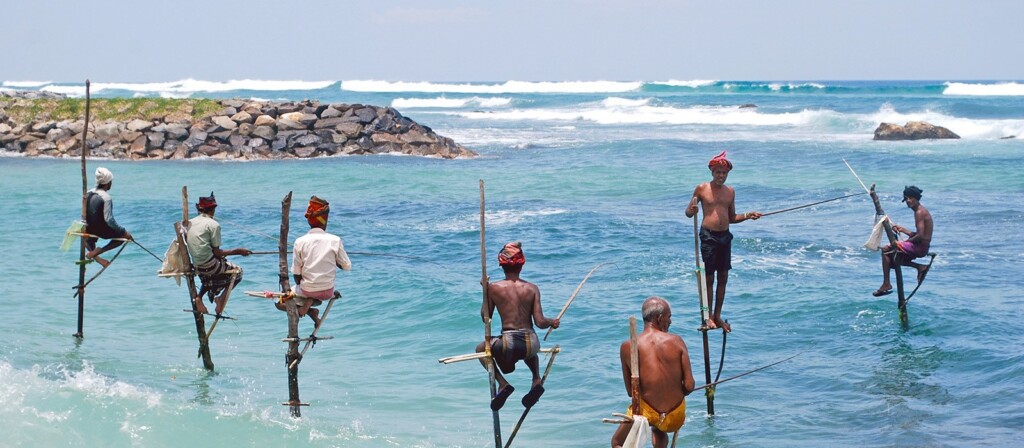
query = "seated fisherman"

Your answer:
(186, 192), (252, 315)
(278, 195), (351, 327)
(874, 185), (934, 297)
(475, 242), (560, 411)
(84, 167), (132, 267)
(611, 297), (695, 448)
